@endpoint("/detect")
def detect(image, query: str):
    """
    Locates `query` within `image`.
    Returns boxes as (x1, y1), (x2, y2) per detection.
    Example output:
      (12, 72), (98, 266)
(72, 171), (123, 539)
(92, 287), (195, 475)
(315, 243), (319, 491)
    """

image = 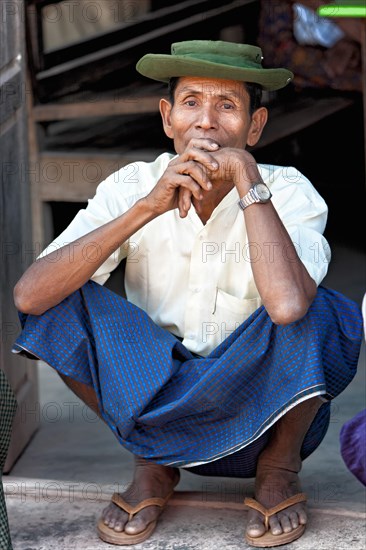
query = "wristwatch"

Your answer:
(238, 182), (272, 210)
